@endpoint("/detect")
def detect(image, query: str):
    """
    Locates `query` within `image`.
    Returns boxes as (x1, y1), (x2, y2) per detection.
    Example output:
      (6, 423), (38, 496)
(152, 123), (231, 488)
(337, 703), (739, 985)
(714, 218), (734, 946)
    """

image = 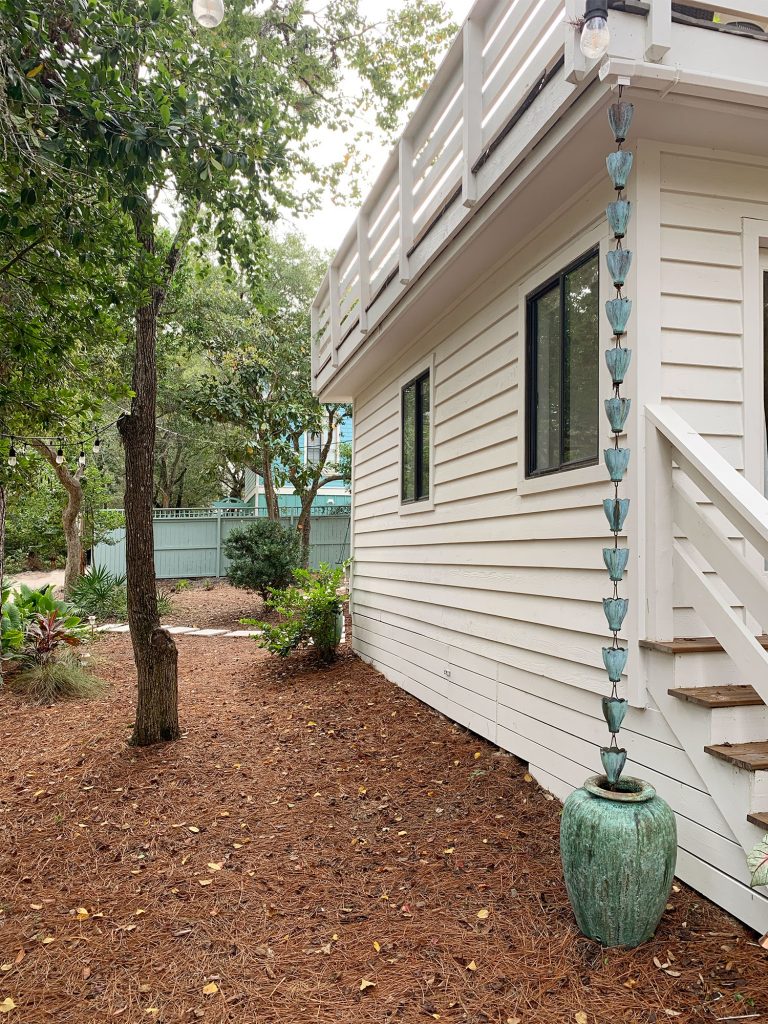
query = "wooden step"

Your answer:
(641, 635), (768, 655)
(747, 811), (768, 829)
(704, 741), (768, 771)
(668, 685), (764, 708)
